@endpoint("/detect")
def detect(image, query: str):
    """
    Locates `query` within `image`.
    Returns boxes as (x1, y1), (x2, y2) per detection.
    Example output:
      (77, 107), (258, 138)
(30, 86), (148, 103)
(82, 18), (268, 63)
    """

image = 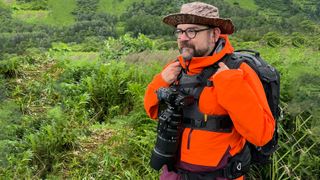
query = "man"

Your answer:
(144, 2), (275, 180)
